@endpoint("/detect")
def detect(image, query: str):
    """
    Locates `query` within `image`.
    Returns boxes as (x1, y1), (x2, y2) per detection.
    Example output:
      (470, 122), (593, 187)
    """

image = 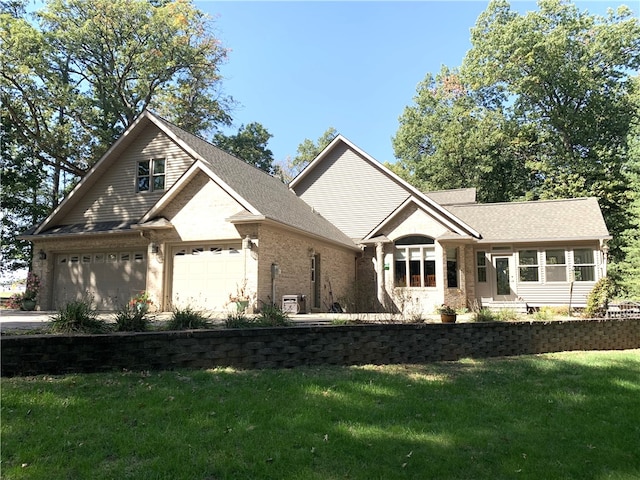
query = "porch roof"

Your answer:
(447, 197), (611, 243)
